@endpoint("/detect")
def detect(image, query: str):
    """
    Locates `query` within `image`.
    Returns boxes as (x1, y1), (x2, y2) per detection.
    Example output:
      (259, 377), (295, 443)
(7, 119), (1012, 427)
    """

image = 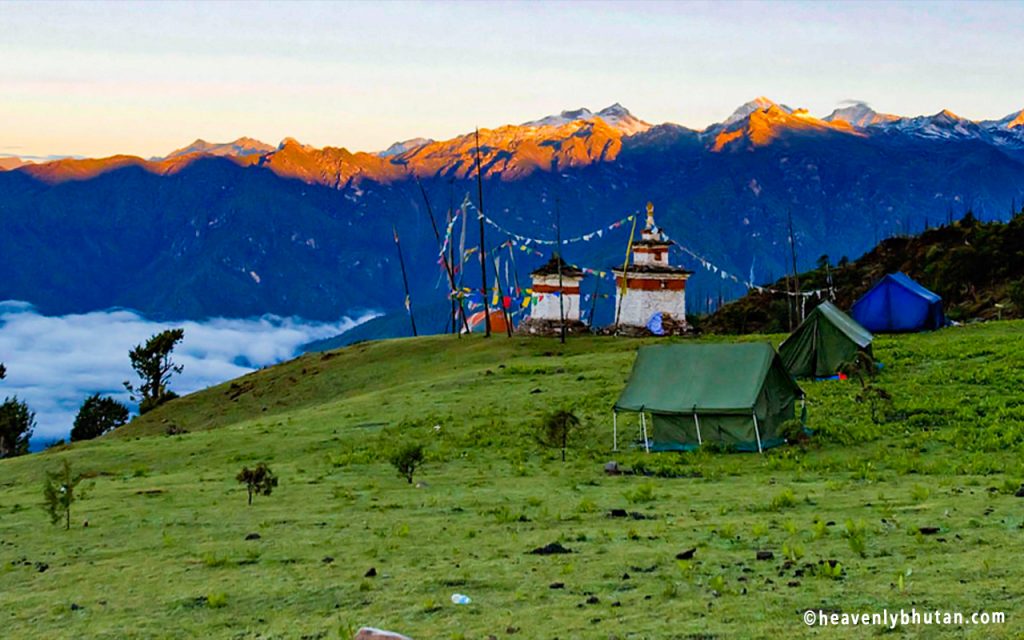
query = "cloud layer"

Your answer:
(0, 301), (375, 444)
